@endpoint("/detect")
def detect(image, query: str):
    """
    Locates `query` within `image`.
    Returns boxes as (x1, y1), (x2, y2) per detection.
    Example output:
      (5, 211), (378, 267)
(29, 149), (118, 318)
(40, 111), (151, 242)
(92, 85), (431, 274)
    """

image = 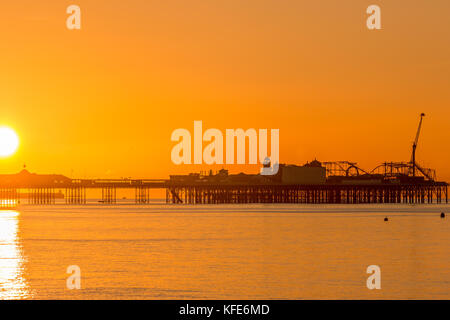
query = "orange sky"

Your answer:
(1, 1), (450, 180)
